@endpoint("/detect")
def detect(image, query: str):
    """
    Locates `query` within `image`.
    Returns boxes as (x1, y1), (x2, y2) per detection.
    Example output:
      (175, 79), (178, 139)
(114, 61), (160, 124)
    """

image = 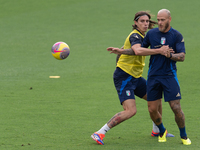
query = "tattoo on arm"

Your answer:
(171, 53), (185, 61)
(122, 49), (135, 55)
(116, 48), (135, 64)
